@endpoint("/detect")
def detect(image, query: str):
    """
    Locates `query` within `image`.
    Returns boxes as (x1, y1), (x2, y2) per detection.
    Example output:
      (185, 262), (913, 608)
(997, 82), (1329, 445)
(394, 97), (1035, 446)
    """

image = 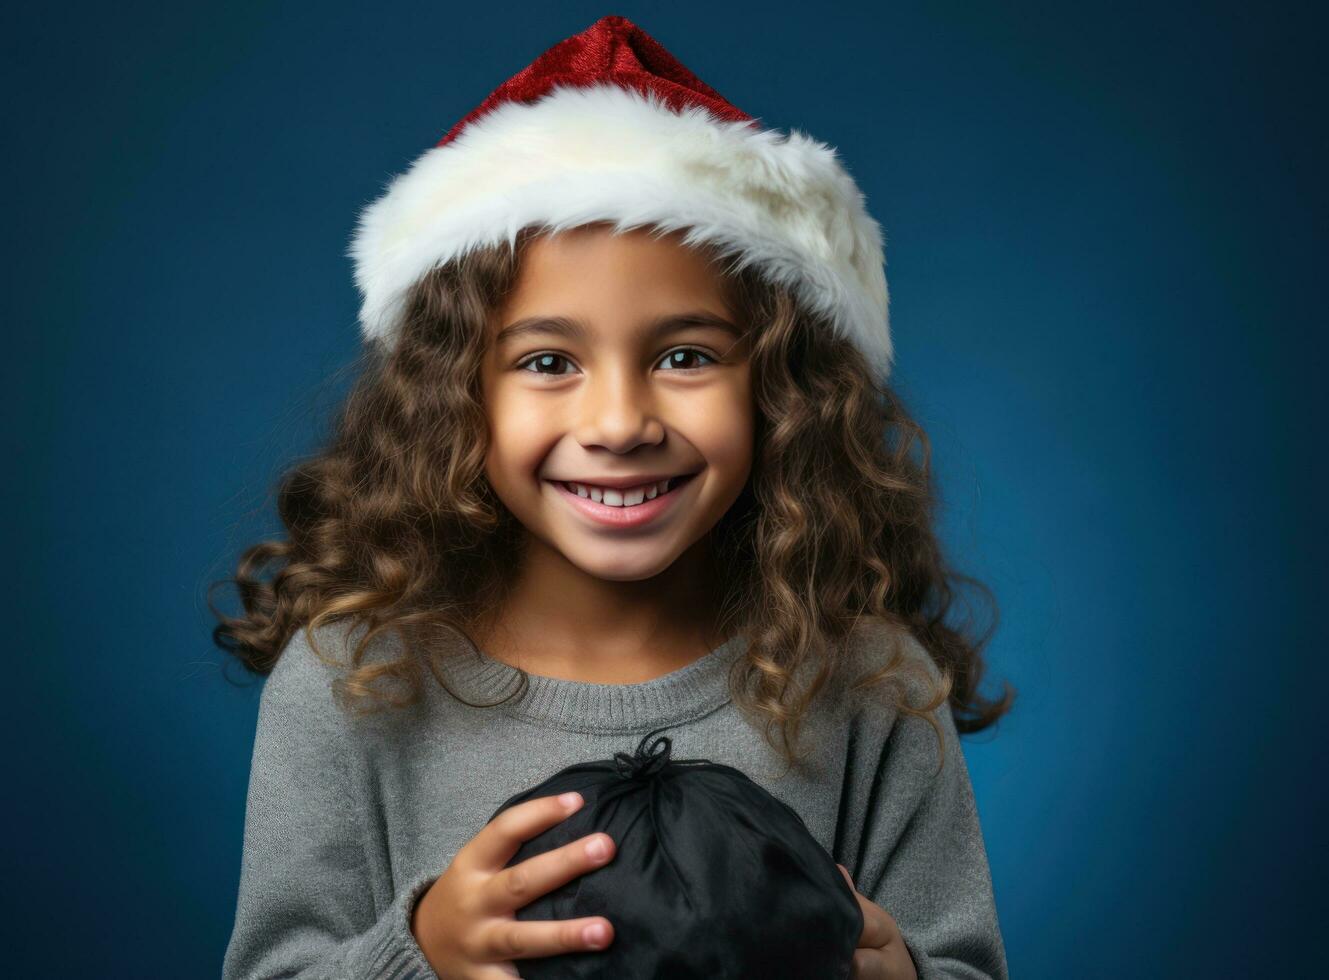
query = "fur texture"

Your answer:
(347, 82), (893, 377)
